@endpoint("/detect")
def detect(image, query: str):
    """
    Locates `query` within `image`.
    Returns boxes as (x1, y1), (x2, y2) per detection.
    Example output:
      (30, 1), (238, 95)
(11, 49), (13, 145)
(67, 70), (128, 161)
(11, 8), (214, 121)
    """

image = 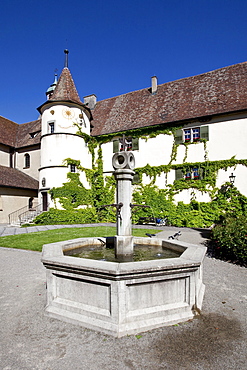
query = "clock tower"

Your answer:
(37, 50), (92, 210)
